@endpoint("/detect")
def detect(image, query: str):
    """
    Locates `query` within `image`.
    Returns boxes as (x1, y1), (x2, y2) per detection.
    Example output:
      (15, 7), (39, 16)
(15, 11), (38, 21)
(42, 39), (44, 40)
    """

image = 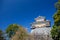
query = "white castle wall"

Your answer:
(30, 16), (53, 40)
